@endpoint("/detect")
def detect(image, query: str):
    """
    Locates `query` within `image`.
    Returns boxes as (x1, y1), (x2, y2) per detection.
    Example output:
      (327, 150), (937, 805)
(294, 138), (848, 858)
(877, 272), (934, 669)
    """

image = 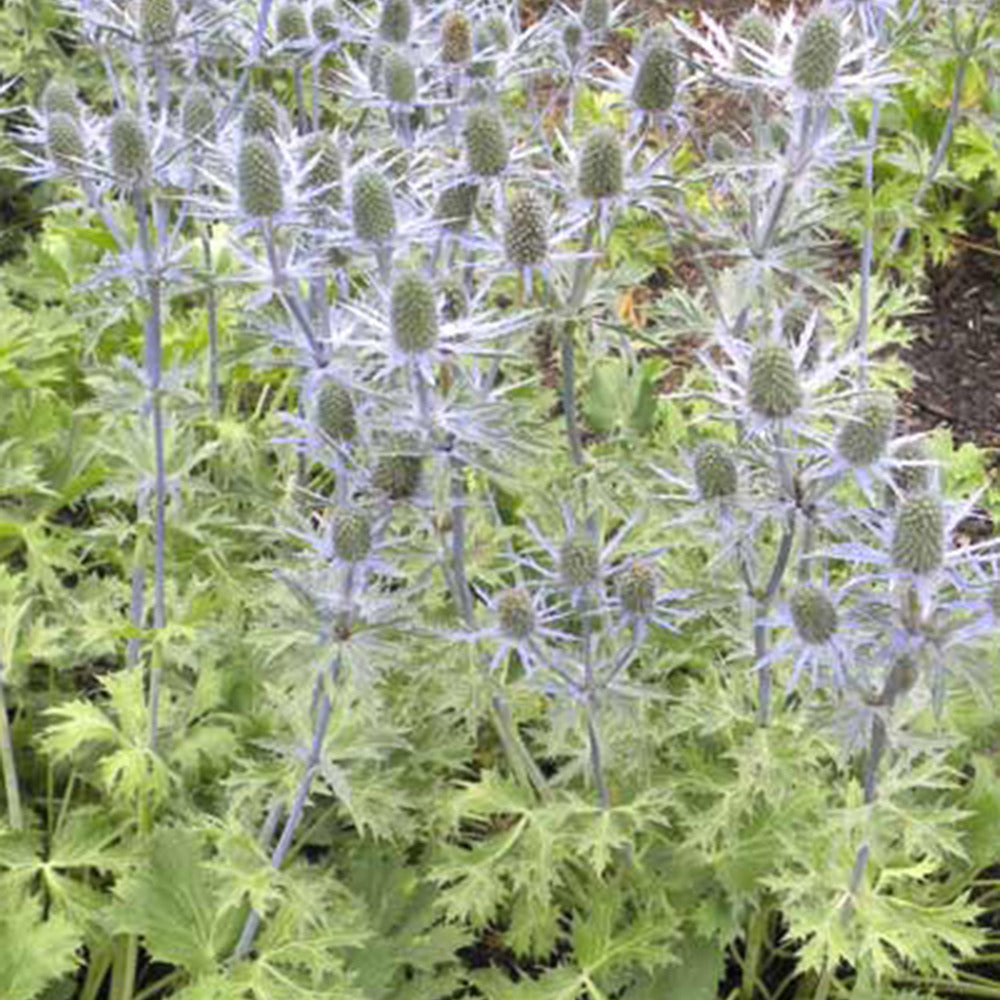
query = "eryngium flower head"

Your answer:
(47, 113), (85, 173)
(140, 0), (174, 44)
(479, 14), (509, 50)
(891, 440), (931, 495)
(441, 10), (473, 64)
(242, 92), (280, 137)
(463, 105), (507, 177)
(560, 535), (599, 589)
(439, 276), (468, 320)
(109, 111), (150, 184)
(836, 393), (894, 468)
(748, 343), (802, 419)
(732, 10), (774, 75)
(351, 168), (395, 243)
(619, 560), (656, 616)
(302, 132), (342, 207)
(382, 49), (417, 104)
(789, 585), (838, 644)
(276, 1), (309, 42)
(181, 85), (215, 141)
(504, 189), (548, 268)
(238, 136), (284, 217)
(373, 447), (422, 499)
(378, 0), (412, 43)
(391, 271), (439, 354)
(315, 379), (356, 442)
(578, 125), (623, 200)
(791, 11), (841, 93)
(497, 588), (535, 639)
(631, 31), (676, 112)
(694, 440), (738, 500)
(892, 494), (944, 575)
(42, 79), (79, 118)
(706, 131), (736, 160)
(332, 510), (372, 563)
(581, 0), (610, 33)
(563, 21), (582, 60)
(435, 180), (477, 232)
(311, 3), (338, 41)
